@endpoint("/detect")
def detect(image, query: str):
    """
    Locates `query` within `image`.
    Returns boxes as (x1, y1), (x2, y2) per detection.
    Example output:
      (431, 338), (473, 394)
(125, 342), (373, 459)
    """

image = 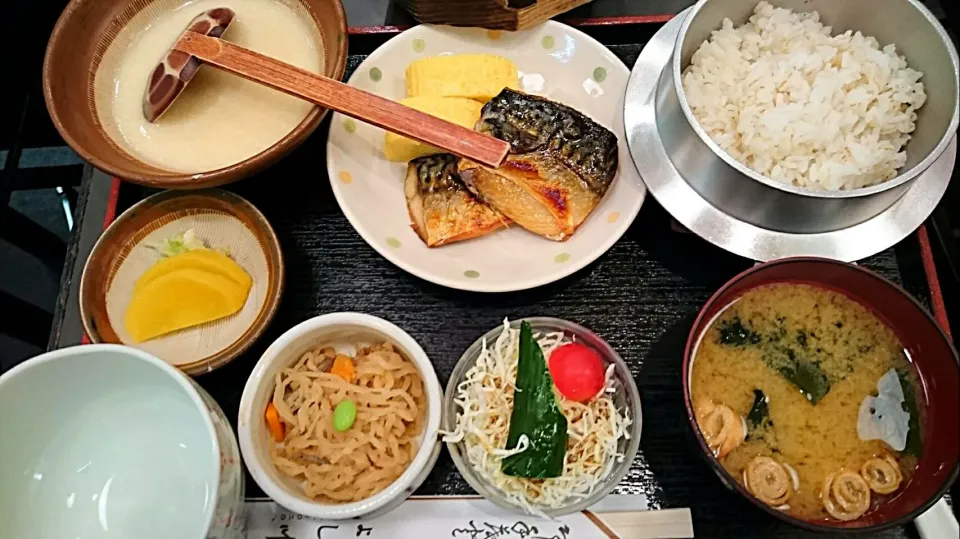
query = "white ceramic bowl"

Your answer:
(0, 344), (244, 539)
(238, 313), (443, 519)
